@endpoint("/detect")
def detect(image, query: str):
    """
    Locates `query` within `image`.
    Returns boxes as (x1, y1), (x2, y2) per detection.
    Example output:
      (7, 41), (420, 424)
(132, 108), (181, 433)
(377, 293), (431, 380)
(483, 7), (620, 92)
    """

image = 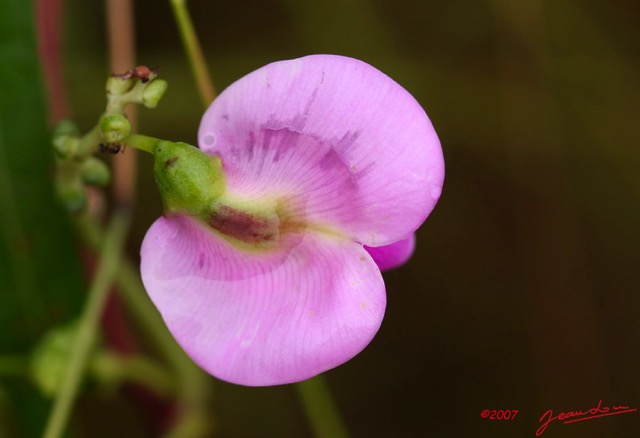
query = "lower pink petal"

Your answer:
(140, 216), (386, 386)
